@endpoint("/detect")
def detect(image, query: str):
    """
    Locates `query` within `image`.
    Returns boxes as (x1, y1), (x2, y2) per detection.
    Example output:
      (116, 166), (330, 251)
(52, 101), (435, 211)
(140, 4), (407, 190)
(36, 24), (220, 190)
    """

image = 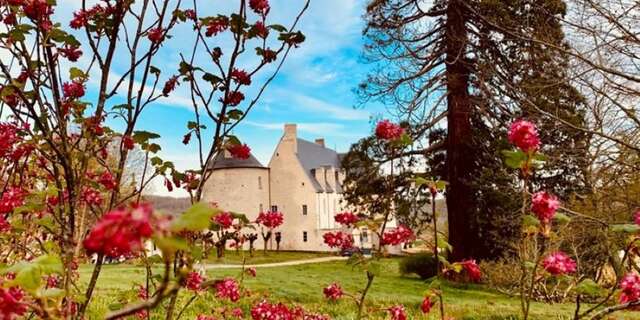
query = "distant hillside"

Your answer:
(143, 195), (191, 216)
